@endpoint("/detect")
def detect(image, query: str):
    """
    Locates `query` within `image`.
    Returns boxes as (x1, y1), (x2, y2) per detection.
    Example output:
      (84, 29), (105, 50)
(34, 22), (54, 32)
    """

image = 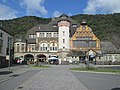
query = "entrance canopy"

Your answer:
(37, 54), (46, 59)
(48, 57), (58, 61)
